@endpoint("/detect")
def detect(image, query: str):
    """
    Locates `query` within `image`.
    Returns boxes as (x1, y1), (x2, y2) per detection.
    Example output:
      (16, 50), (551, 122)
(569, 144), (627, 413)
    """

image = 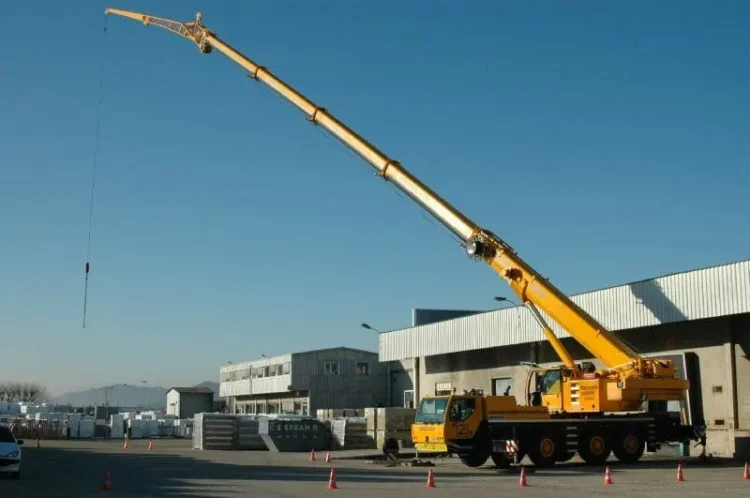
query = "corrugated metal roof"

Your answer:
(168, 387), (213, 394)
(379, 259), (750, 361)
